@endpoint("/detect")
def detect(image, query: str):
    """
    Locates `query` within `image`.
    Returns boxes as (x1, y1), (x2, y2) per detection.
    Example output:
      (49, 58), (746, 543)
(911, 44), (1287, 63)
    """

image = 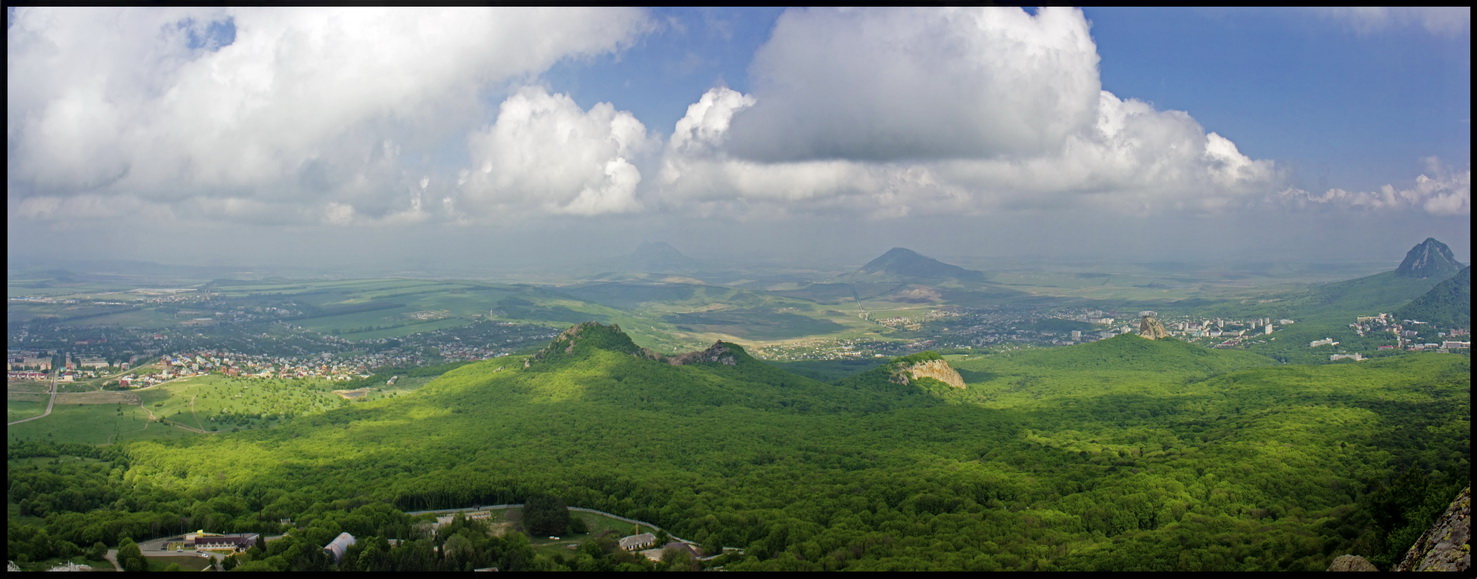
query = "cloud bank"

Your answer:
(7, 6), (650, 225)
(656, 7), (1282, 218)
(1278, 157), (1470, 216)
(7, 6), (1468, 234)
(1317, 7), (1471, 37)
